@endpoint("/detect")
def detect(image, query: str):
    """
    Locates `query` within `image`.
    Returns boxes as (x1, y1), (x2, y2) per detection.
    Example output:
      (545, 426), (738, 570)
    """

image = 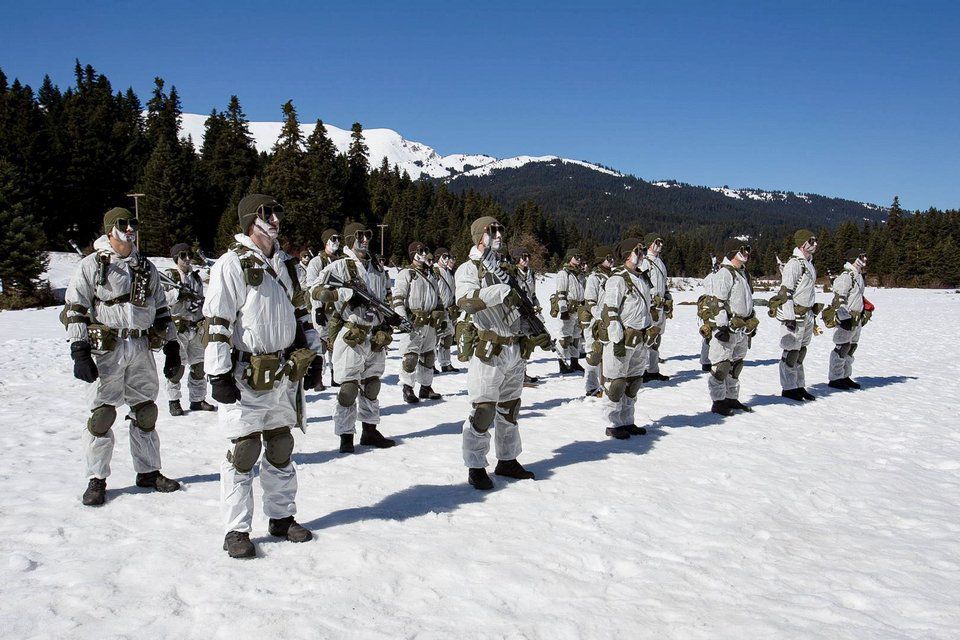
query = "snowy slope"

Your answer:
(179, 113), (621, 182)
(2, 282), (958, 638)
